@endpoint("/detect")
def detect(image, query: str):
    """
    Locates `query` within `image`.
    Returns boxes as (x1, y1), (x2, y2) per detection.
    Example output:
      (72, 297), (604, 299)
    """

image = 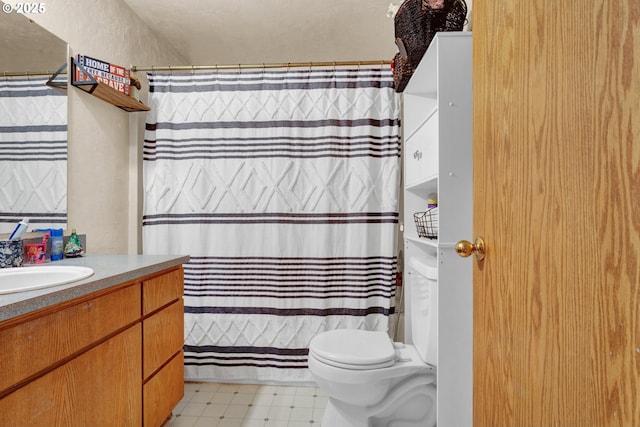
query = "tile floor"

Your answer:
(164, 382), (328, 427)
